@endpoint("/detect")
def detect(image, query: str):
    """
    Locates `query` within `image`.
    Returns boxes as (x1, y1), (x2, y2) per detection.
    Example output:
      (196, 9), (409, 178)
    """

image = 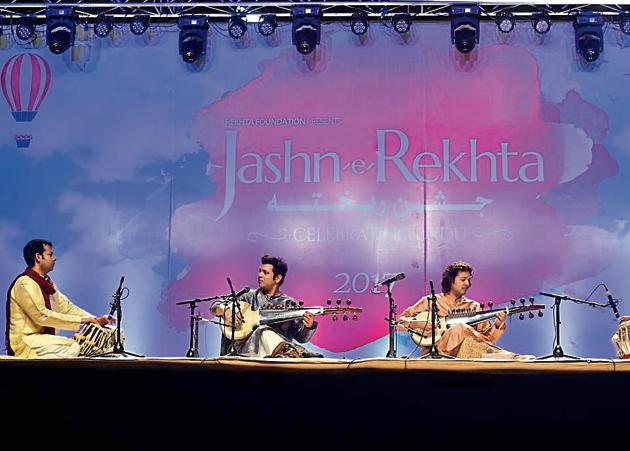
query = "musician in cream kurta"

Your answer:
(5, 239), (114, 358)
(211, 255), (319, 358)
(399, 261), (509, 358)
